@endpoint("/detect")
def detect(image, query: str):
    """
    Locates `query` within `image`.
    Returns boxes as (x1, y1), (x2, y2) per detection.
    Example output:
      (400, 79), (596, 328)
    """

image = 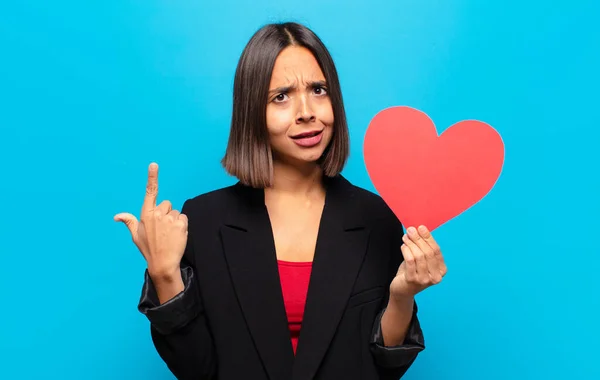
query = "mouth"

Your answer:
(290, 129), (324, 148)
(291, 130), (323, 139)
